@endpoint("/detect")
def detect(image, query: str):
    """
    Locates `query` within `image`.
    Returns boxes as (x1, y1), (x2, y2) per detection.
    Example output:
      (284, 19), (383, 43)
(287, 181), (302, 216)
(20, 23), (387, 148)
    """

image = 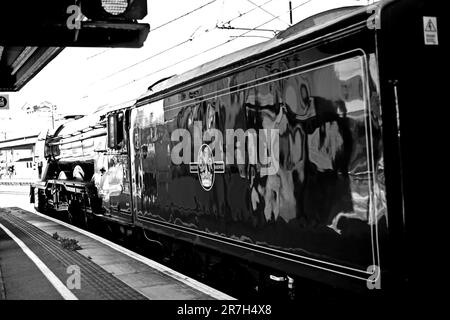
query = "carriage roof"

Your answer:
(136, 4), (373, 104)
